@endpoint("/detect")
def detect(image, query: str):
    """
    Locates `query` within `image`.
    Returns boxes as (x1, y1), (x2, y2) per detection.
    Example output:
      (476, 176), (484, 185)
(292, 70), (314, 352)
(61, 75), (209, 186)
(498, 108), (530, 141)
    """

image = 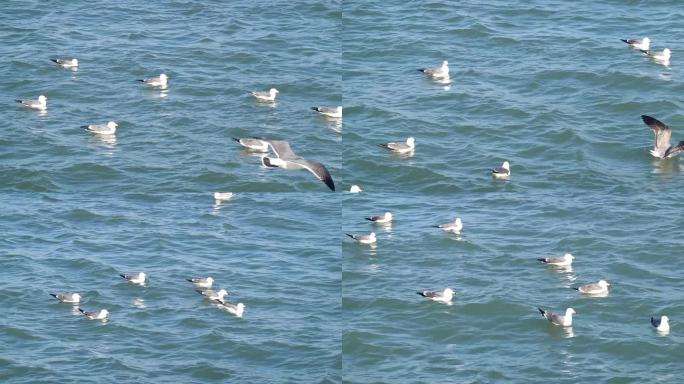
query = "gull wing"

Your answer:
(289, 158), (335, 191)
(260, 139), (298, 159)
(642, 115), (672, 153)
